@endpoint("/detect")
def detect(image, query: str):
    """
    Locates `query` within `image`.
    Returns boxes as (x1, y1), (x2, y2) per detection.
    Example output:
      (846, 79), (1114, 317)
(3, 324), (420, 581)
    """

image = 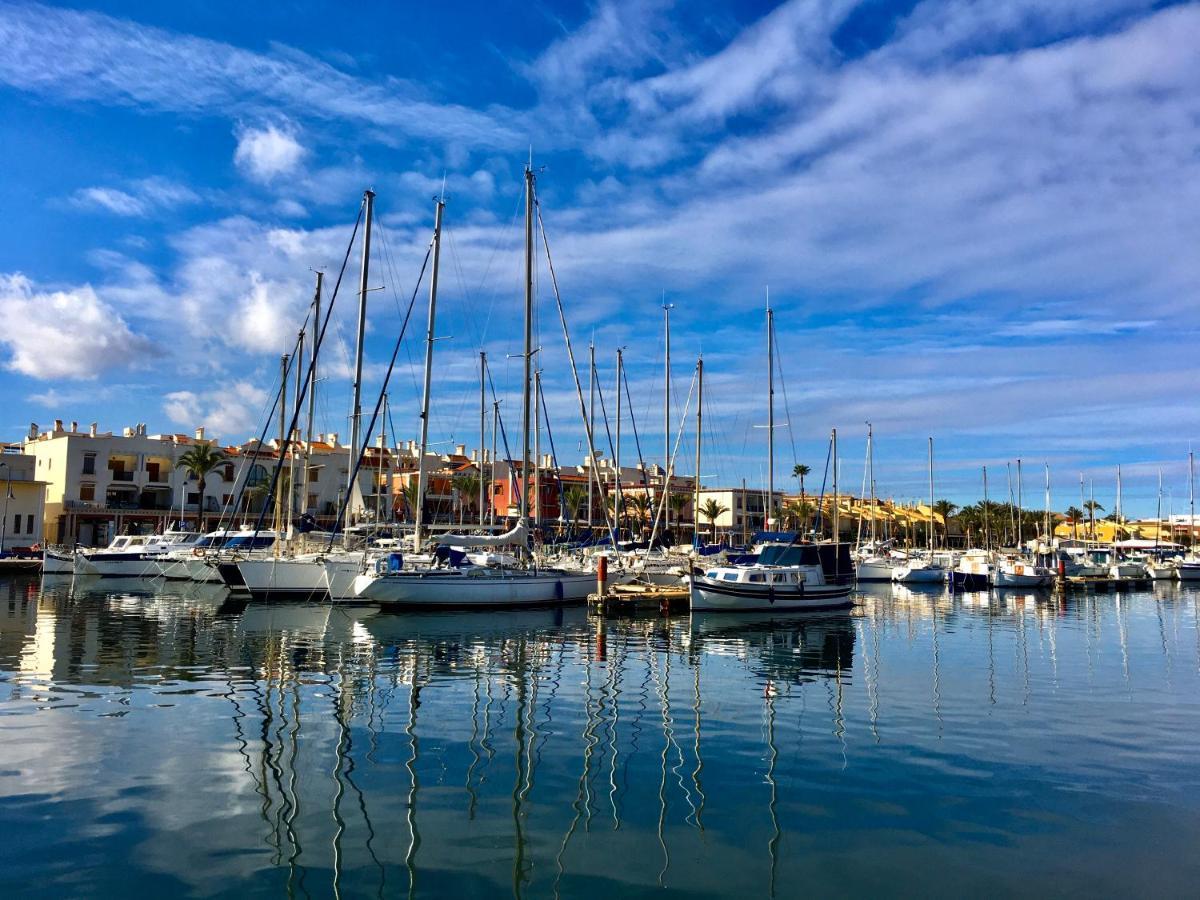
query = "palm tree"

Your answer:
(699, 498), (728, 542)
(399, 480), (420, 522)
(792, 463), (811, 497)
(667, 492), (690, 539)
(626, 494), (651, 537)
(175, 442), (226, 529)
(1064, 505), (1084, 540)
(1083, 499), (1104, 539)
(932, 499), (958, 543)
(561, 484), (588, 526)
(454, 474), (481, 523)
